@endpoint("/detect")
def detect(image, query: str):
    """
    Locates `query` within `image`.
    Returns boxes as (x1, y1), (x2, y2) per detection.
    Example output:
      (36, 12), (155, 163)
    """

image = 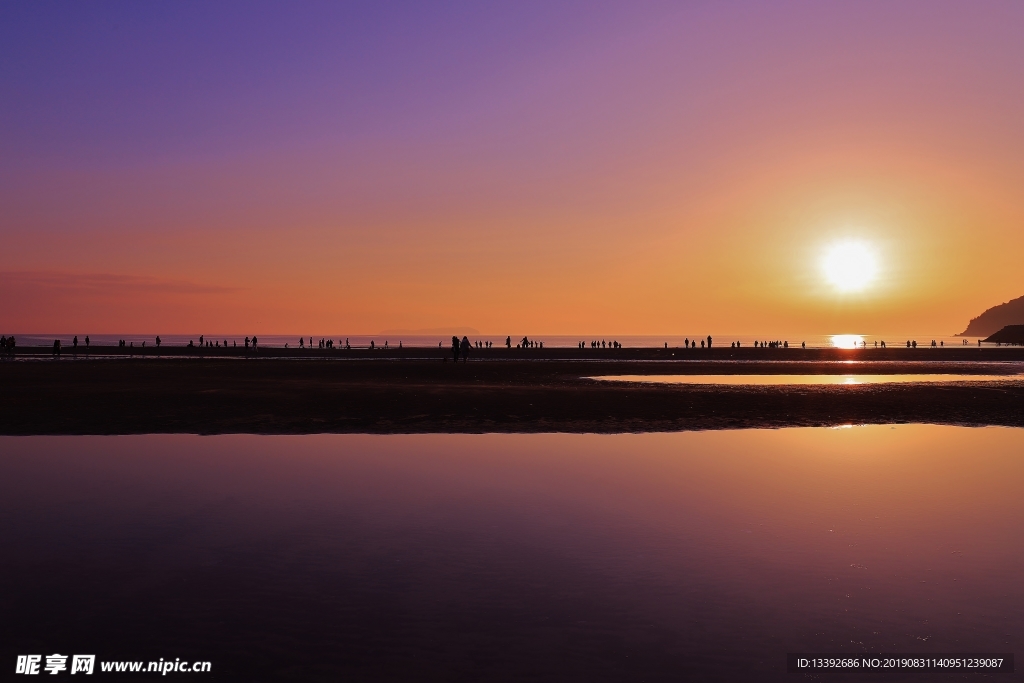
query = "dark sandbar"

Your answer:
(2, 346), (1023, 434)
